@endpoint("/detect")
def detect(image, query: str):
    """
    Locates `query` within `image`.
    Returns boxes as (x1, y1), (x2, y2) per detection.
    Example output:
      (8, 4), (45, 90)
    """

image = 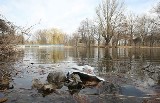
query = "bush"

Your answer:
(0, 16), (21, 55)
